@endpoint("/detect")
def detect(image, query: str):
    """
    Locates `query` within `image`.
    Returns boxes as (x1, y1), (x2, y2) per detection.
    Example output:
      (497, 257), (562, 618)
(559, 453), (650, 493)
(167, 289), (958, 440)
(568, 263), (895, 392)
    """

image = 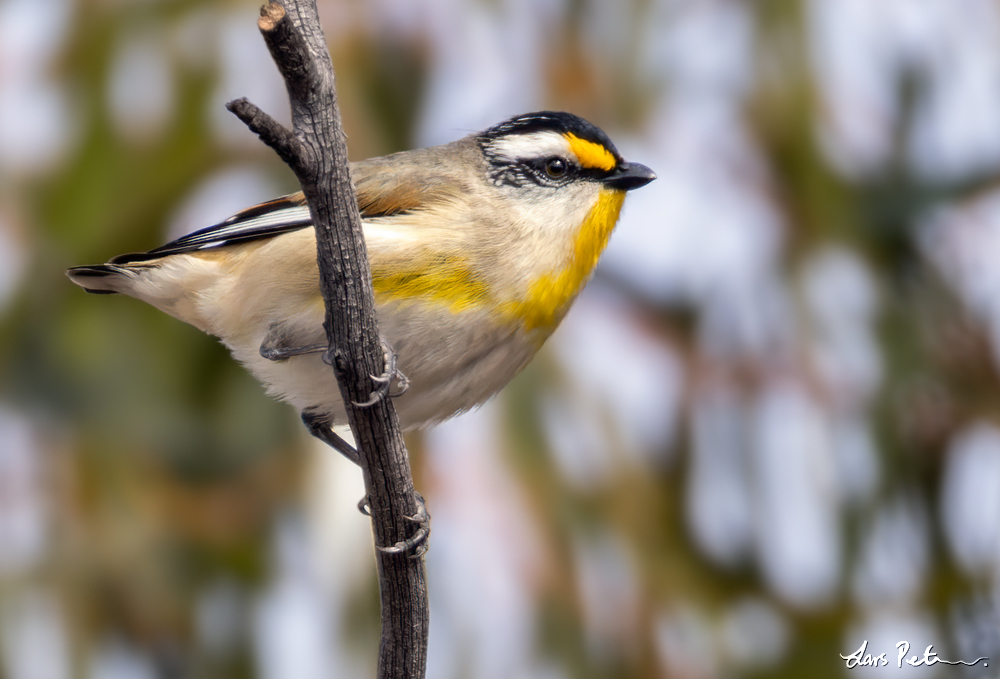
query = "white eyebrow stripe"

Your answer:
(489, 131), (573, 162)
